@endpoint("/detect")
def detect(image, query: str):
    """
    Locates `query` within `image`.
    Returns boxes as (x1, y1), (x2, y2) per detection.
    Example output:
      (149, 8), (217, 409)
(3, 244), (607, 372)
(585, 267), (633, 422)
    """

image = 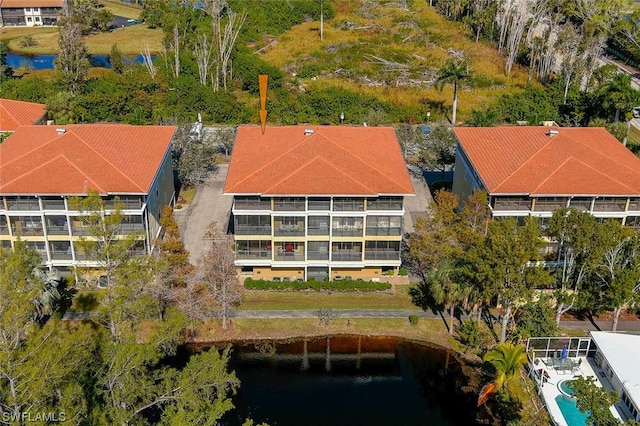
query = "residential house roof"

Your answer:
(590, 332), (640, 410)
(0, 0), (63, 8)
(0, 98), (47, 131)
(453, 126), (640, 196)
(0, 124), (176, 195)
(224, 126), (414, 196)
